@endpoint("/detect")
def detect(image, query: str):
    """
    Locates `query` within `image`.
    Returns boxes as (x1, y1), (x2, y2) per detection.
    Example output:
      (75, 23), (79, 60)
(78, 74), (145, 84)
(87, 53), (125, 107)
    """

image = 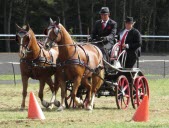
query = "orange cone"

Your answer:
(132, 95), (149, 122)
(28, 92), (45, 120)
